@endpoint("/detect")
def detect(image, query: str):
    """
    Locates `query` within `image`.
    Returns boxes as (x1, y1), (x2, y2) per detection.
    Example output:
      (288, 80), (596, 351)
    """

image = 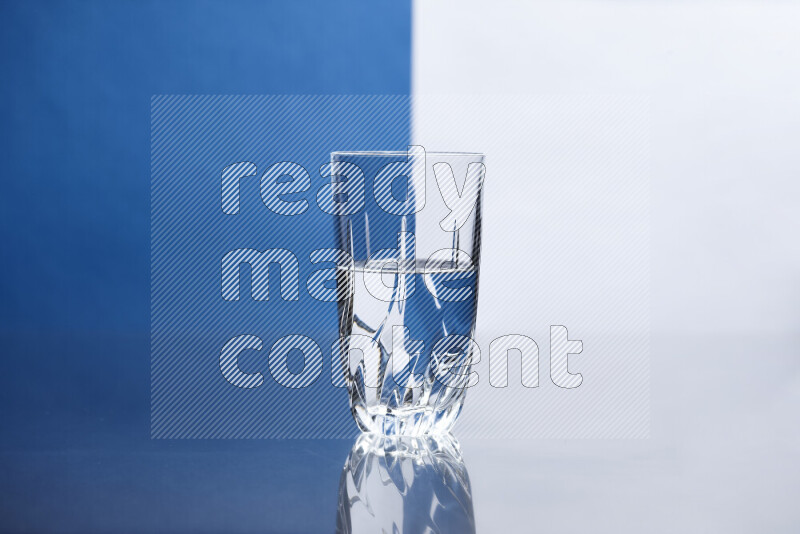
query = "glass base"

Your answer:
(352, 400), (464, 436)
